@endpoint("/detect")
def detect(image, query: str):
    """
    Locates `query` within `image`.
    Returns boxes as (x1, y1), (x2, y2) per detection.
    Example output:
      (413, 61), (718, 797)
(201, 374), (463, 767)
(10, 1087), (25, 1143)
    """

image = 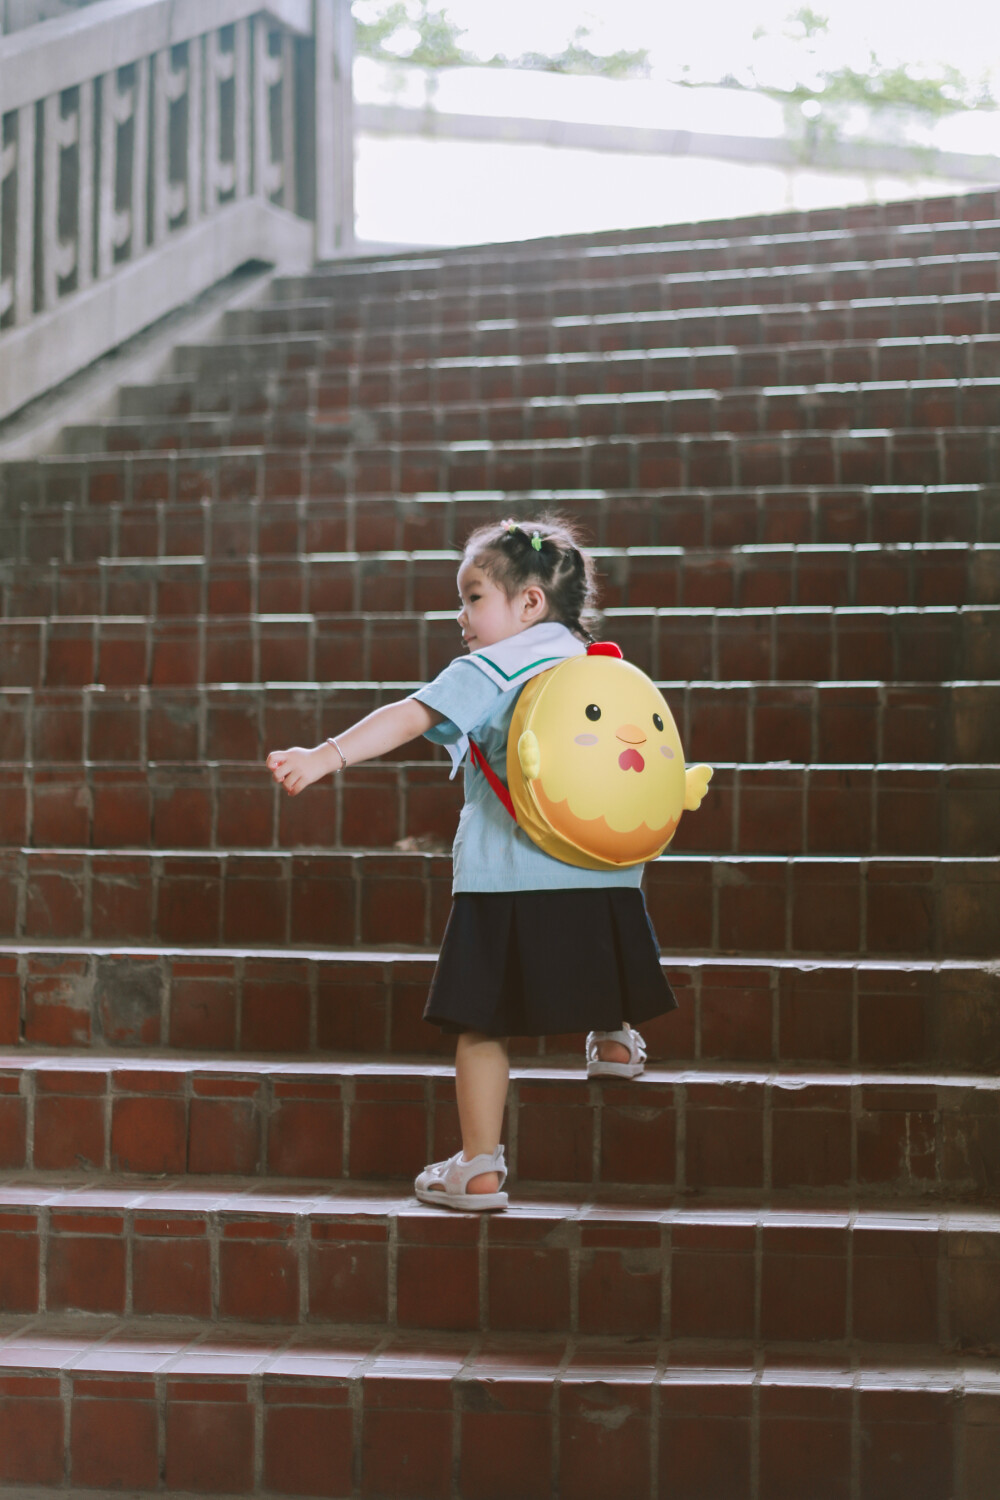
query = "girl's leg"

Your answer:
(455, 1030), (509, 1194)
